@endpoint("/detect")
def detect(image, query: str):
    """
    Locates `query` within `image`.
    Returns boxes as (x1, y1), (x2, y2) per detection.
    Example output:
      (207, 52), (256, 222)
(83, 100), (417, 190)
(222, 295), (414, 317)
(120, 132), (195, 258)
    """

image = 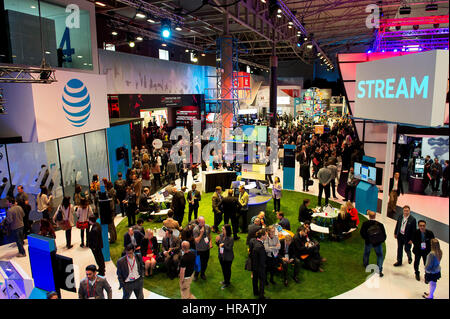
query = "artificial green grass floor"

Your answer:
(110, 189), (383, 299)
